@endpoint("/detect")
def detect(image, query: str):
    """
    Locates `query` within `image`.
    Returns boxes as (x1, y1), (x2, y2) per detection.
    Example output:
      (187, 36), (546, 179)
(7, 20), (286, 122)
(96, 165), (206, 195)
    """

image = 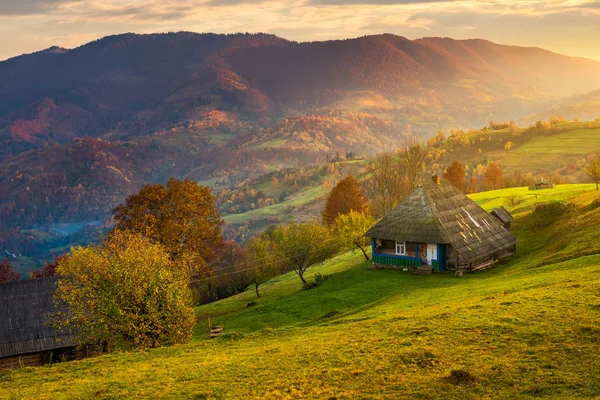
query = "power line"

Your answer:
(198, 206), (428, 278)
(192, 206), (431, 283)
